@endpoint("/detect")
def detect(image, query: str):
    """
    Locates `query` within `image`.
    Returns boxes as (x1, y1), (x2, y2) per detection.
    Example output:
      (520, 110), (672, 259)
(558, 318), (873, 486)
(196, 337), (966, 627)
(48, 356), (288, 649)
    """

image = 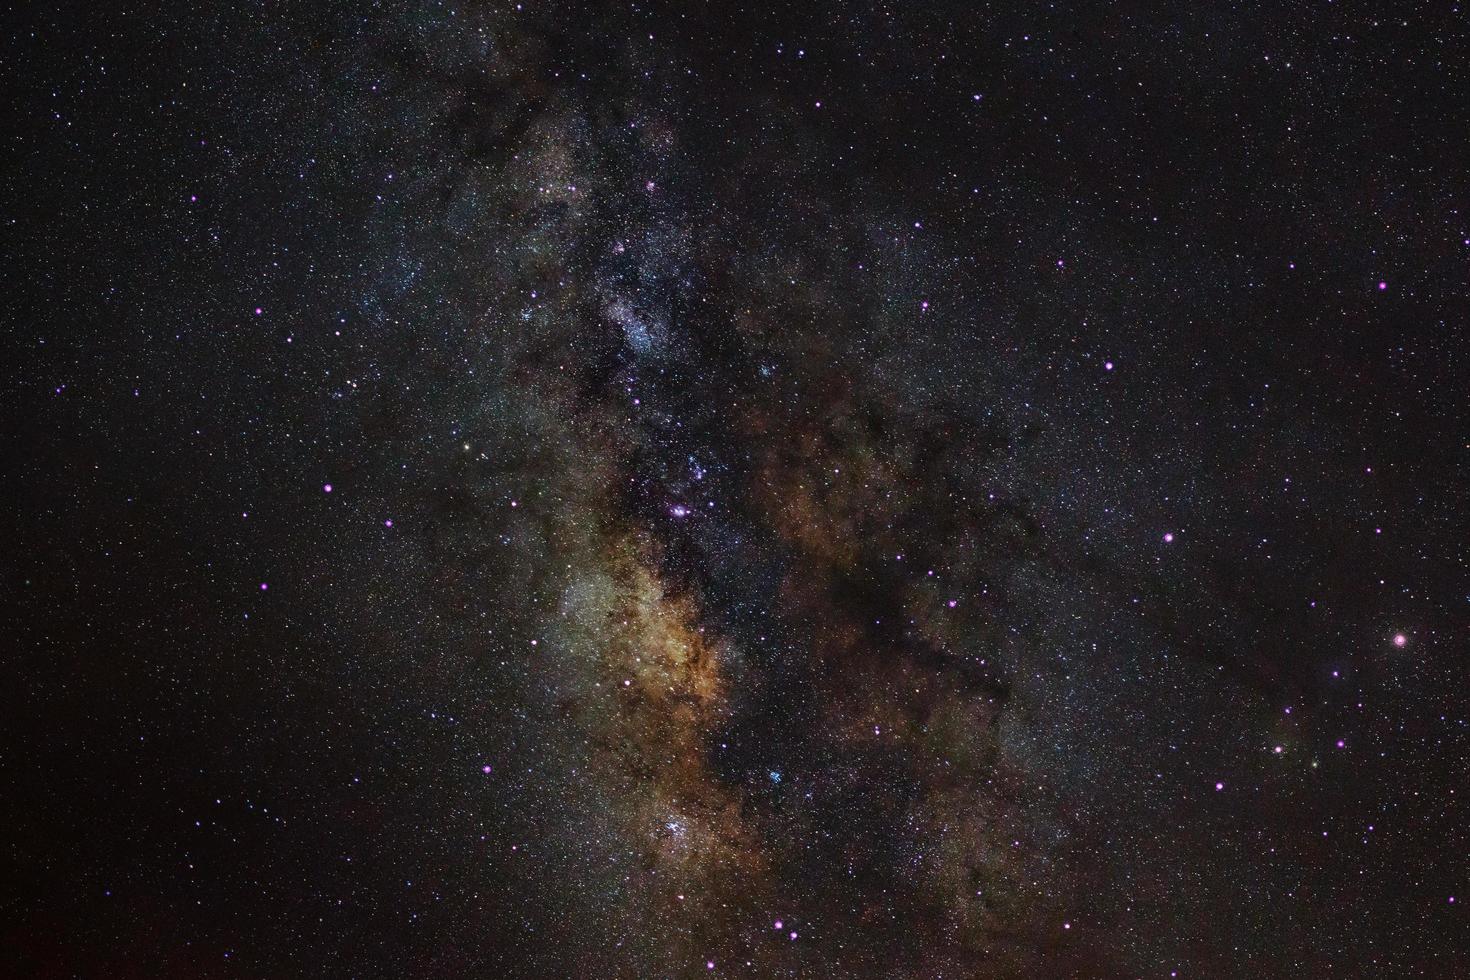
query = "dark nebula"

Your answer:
(5, 2), (1468, 977)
